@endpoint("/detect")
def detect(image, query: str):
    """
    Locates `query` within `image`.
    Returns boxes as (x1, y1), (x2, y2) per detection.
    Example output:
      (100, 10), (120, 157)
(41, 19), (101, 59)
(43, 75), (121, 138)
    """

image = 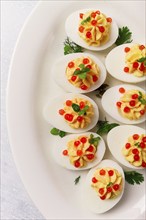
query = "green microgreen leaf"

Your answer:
(78, 105), (89, 115)
(64, 37), (84, 55)
(74, 176), (81, 185)
(138, 91), (146, 105)
(50, 128), (66, 138)
(115, 26), (133, 46)
(89, 134), (101, 149)
(124, 171), (144, 185)
(81, 16), (91, 25)
(107, 182), (113, 187)
(72, 103), (80, 112)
